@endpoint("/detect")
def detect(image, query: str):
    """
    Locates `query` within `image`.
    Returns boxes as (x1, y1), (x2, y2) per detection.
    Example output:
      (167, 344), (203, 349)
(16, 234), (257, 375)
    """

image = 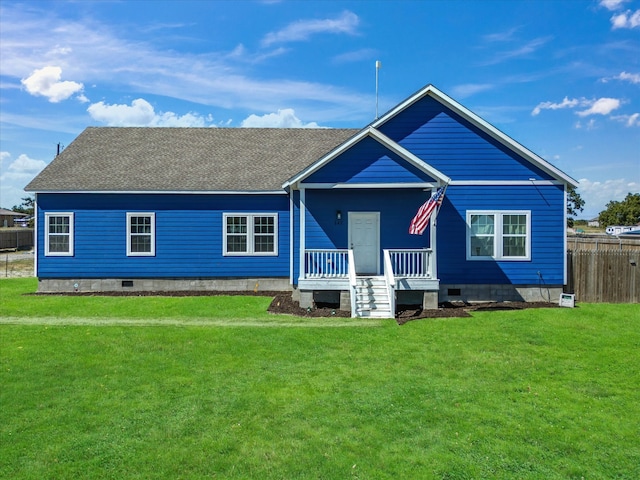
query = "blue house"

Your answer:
(26, 85), (577, 317)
